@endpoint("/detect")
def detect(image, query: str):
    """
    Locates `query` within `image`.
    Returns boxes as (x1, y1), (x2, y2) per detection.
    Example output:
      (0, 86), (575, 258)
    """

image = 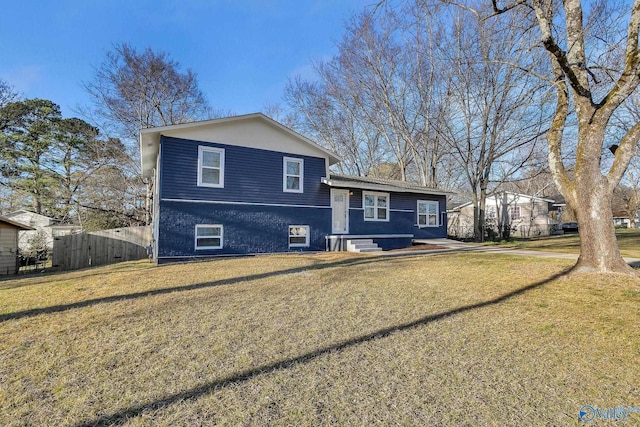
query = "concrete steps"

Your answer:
(346, 239), (382, 253)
